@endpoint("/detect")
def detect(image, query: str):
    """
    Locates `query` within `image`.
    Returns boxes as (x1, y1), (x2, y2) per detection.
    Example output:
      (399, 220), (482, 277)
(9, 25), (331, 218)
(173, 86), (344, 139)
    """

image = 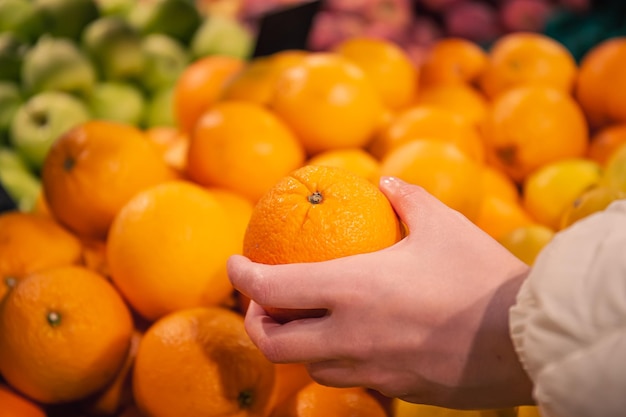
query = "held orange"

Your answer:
(243, 164), (402, 323)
